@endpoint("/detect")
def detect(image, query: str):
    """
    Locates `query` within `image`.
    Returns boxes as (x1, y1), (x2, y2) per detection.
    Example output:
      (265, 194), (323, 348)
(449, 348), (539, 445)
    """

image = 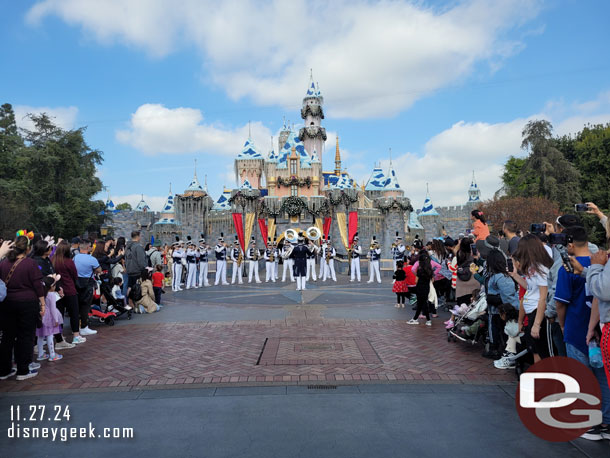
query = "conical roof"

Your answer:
(237, 138), (263, 159)
(385, 162), (401, 190)
(134, 196), (150, 212)
(365, 165), (388, 191)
